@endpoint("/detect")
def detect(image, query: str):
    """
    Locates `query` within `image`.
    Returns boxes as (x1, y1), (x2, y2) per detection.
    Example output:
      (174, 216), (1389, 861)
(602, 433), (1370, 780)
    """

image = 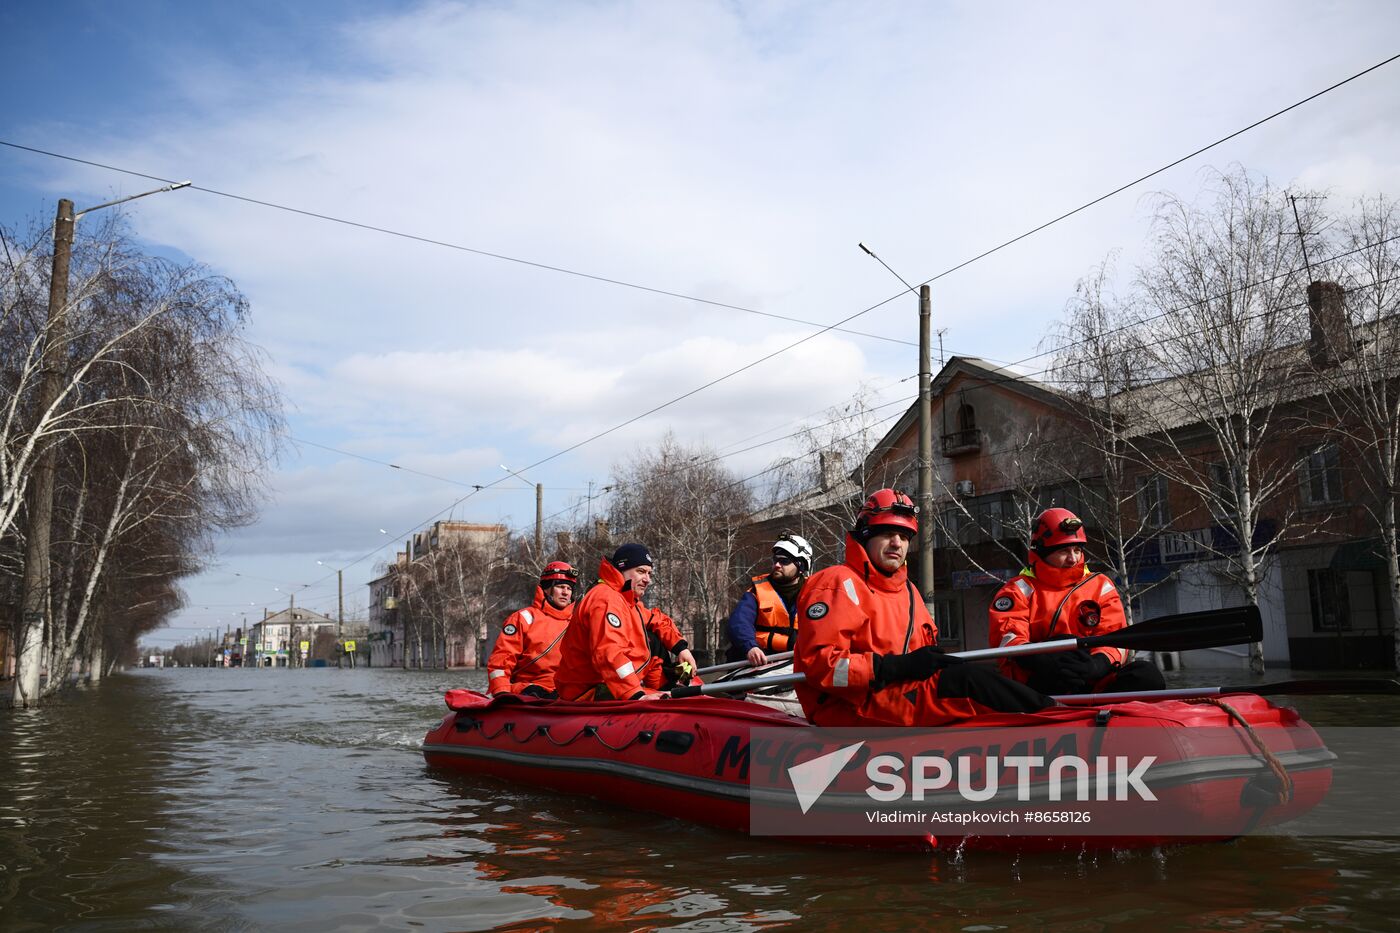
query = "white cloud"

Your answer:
(14, 0), (1400, 642)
